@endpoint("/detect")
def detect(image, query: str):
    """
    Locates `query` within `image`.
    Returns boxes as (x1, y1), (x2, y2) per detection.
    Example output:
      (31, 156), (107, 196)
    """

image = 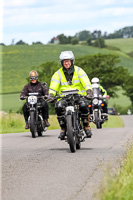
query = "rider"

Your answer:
(91, 77), (108, 115)
(48, 51), (93, 140)
(20, 70), (50, 129)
